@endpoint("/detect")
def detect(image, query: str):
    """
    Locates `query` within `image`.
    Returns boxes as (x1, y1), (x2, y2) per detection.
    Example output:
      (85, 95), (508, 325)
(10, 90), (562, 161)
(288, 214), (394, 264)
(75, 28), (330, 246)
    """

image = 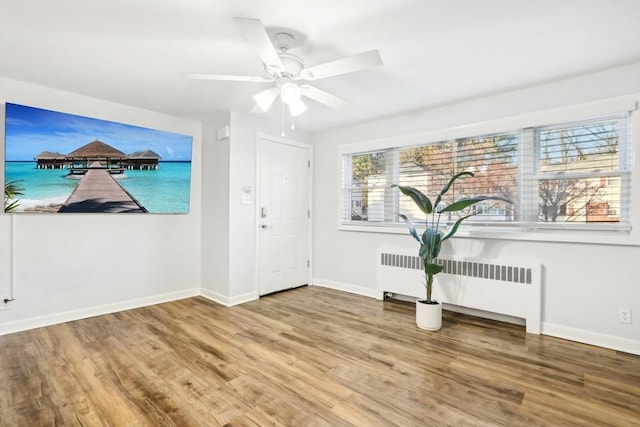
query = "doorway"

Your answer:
(257, 136), (311, 296)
